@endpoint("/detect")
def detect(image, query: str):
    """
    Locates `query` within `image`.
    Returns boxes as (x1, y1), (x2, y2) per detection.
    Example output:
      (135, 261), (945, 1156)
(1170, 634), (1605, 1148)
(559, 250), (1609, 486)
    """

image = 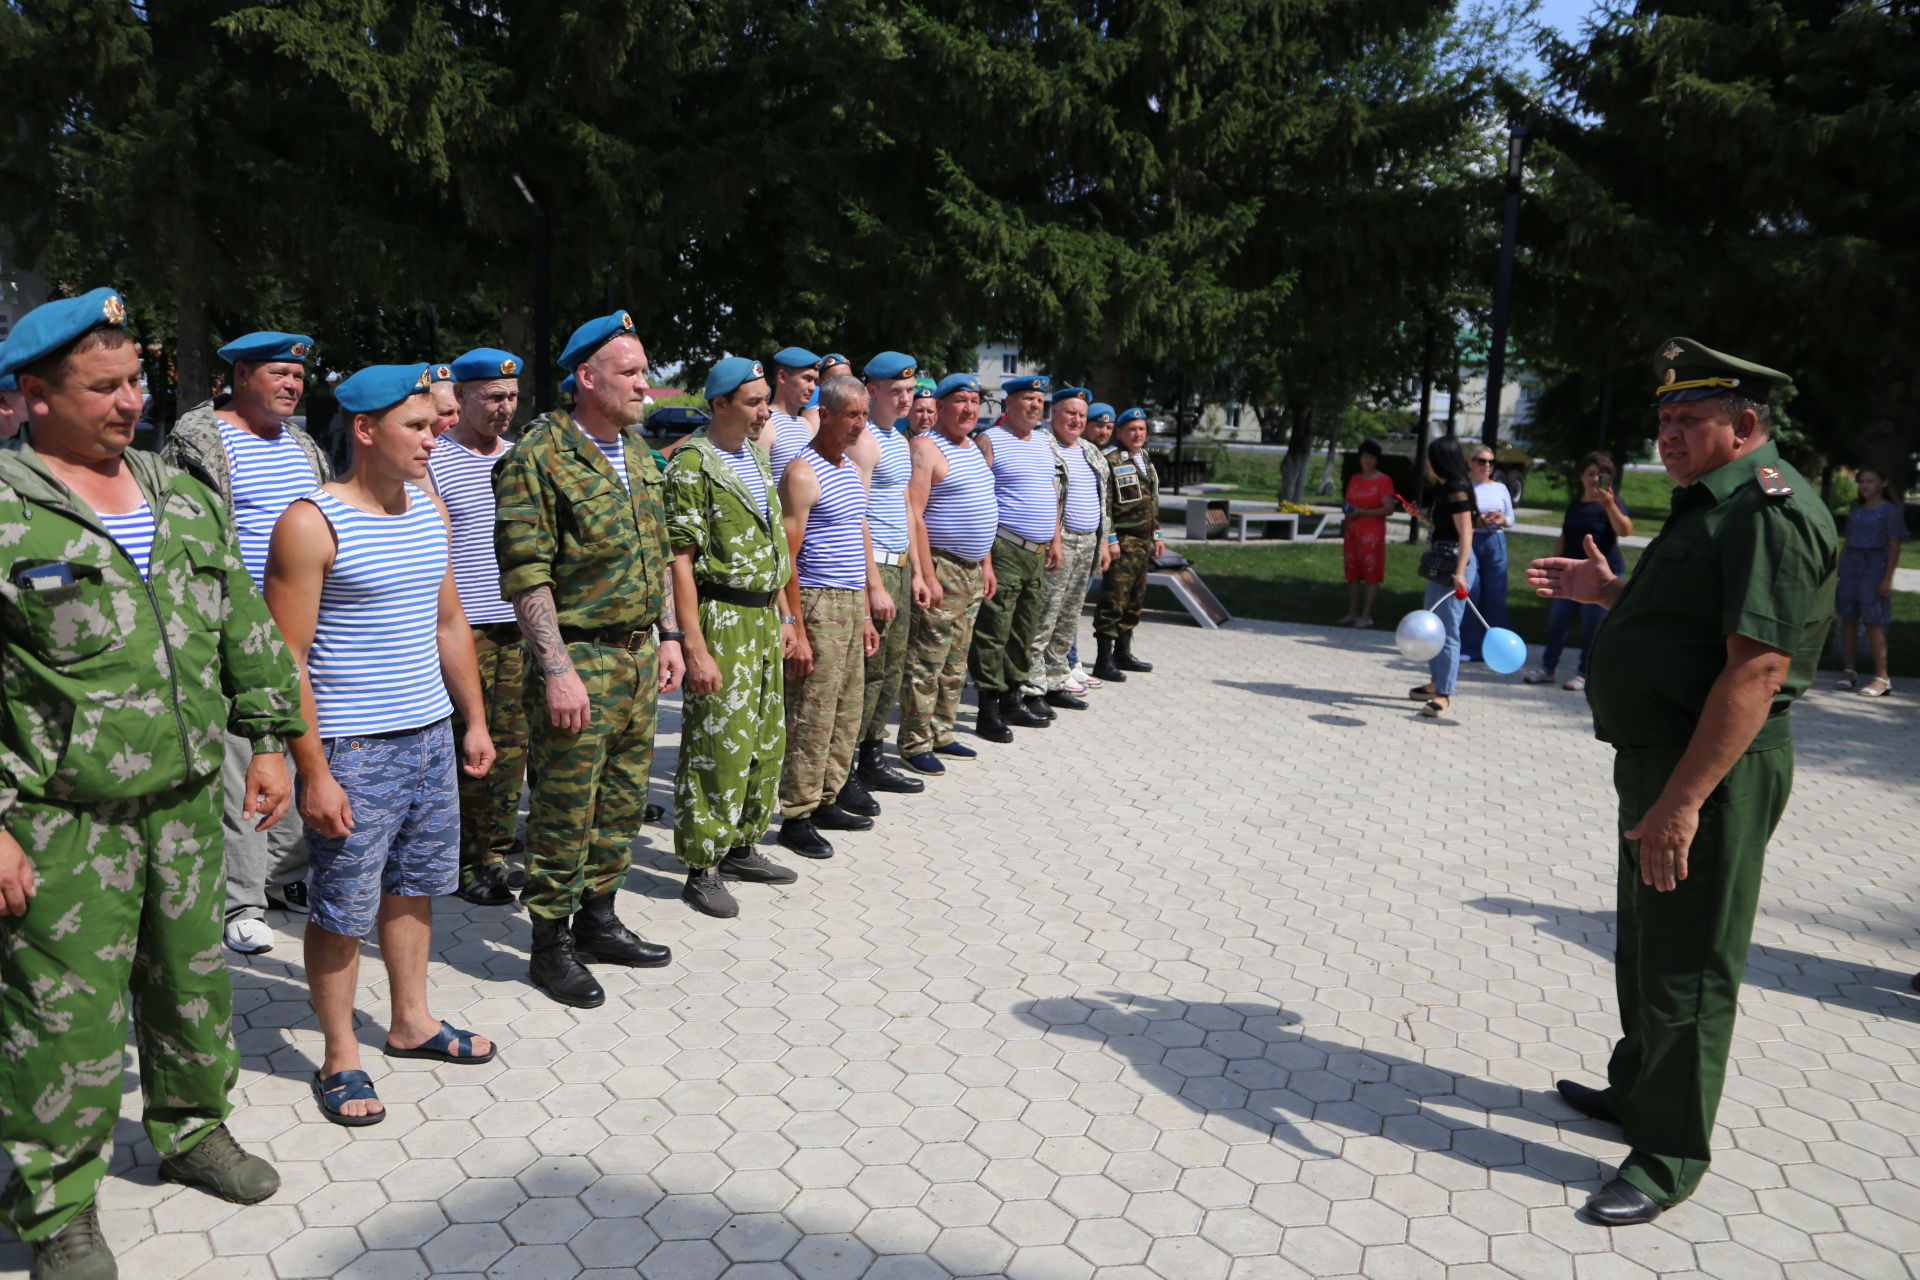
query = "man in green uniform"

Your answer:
(1092, 407), (1164, 682)
(665, 357), (799, 918)
(1528, 338), (1838, 1226)
(0, 289), (302, 1279)
(493, 309), (685, 1008)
